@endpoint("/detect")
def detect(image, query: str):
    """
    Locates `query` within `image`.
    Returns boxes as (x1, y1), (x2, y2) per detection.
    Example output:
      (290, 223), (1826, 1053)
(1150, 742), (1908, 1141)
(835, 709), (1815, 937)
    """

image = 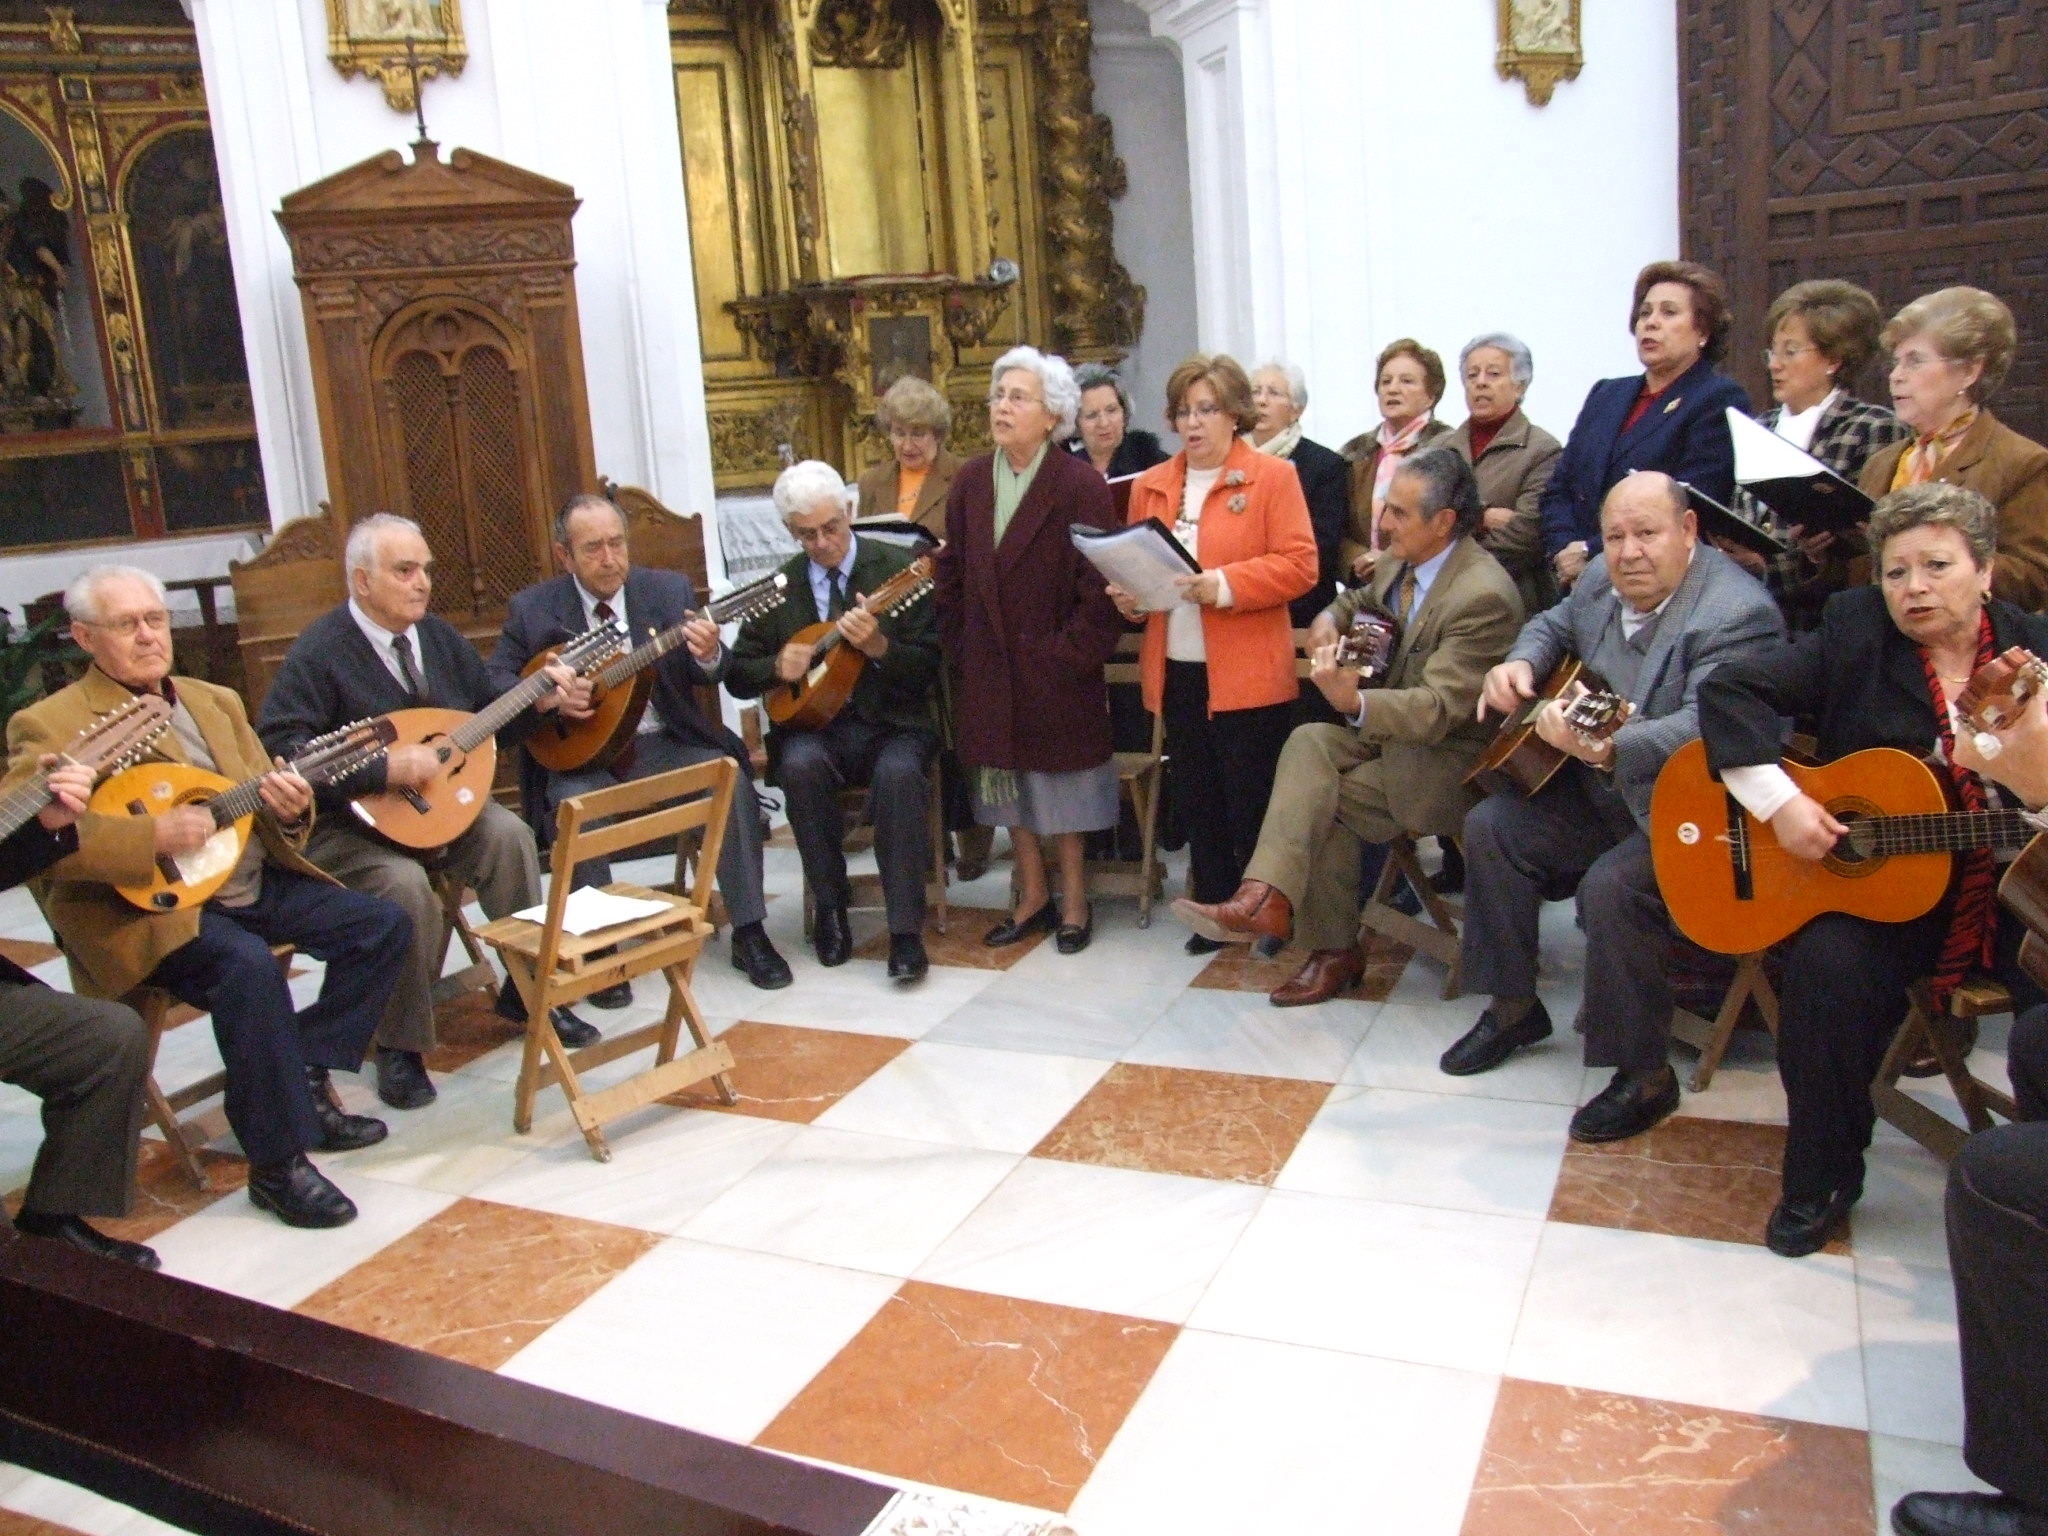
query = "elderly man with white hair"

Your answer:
(258, 512), (602, 1114)
(727, 460), (943, 980)
(1247, 359), (1353, 628)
